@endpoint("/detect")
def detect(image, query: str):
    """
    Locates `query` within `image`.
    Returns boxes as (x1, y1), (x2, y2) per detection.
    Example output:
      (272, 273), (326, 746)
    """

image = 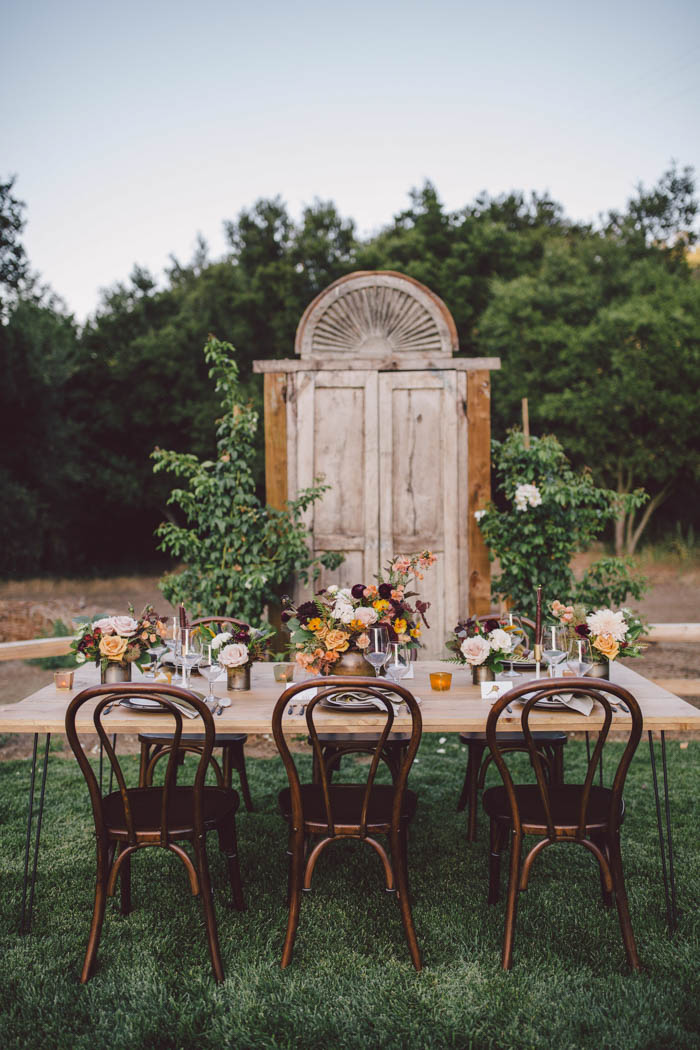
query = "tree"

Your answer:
(0, 176), (29, 314)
